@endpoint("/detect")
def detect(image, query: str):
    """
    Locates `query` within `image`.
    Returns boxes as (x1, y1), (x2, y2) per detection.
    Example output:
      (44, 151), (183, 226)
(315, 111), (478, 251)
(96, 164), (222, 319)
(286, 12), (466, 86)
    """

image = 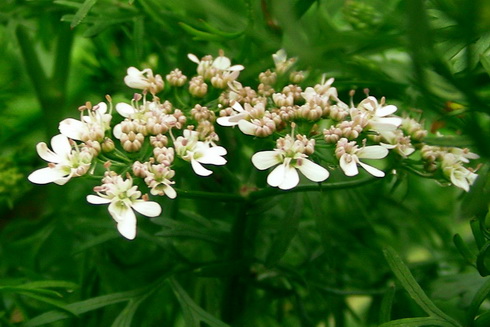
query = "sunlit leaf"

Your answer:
(70, 0), (97, 28)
